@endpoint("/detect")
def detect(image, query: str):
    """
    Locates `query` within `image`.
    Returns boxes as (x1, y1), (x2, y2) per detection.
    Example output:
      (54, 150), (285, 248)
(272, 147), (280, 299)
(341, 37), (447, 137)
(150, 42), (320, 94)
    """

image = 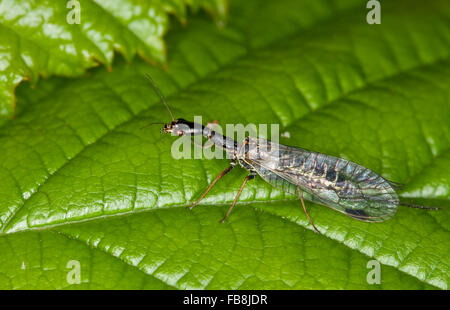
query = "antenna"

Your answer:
(144, 73), (175, 121)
